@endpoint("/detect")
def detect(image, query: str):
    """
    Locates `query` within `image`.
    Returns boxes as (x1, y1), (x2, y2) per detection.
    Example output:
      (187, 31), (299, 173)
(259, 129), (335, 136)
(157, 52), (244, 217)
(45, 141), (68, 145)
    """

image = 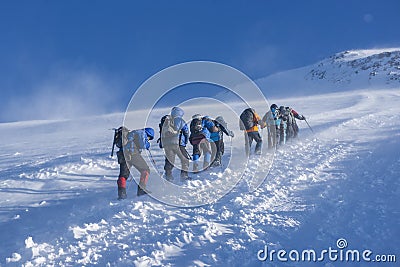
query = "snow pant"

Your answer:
(286, 122), (294, 140)
(117, 151), (150, 197)
(211, 139), (223, 166)
(210, 131), (223, 166)
(163, 145), (189, 176)
(245, 131), (262, 156)
(267, 124), (278, 149)
(192, 138), (212, 172)
(279, 121), (287, 145)
(292, 121), (299, 138)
